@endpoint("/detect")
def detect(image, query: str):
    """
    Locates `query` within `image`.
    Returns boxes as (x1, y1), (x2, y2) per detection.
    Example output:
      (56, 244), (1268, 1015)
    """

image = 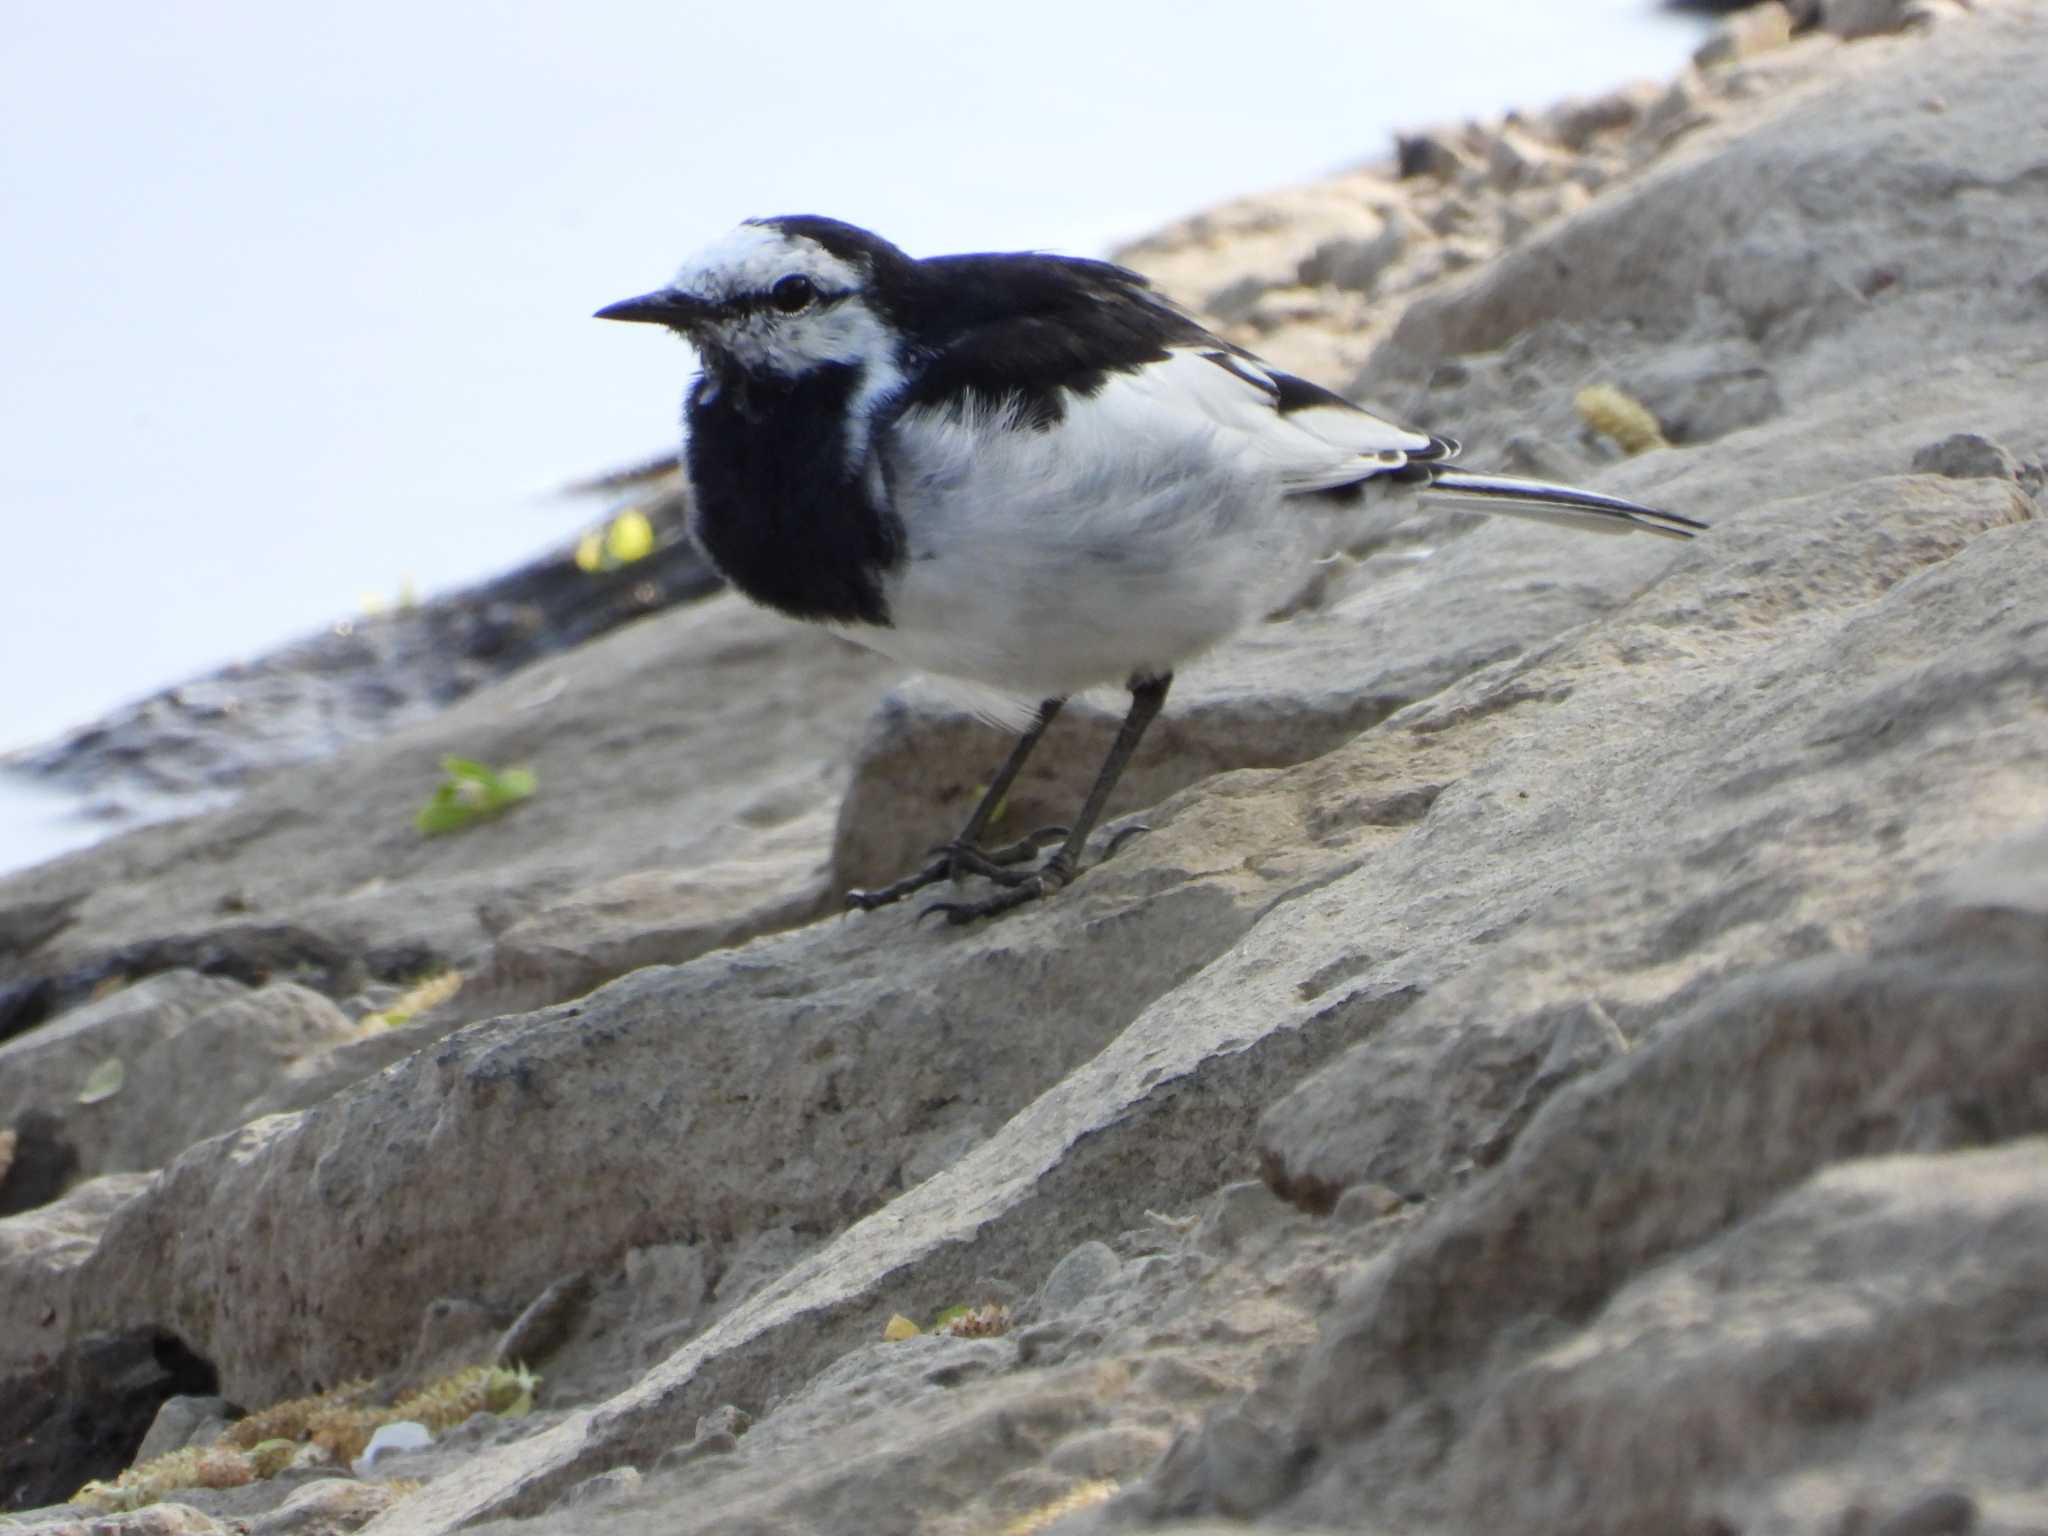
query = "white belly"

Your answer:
(860, 377), (1364, 701)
